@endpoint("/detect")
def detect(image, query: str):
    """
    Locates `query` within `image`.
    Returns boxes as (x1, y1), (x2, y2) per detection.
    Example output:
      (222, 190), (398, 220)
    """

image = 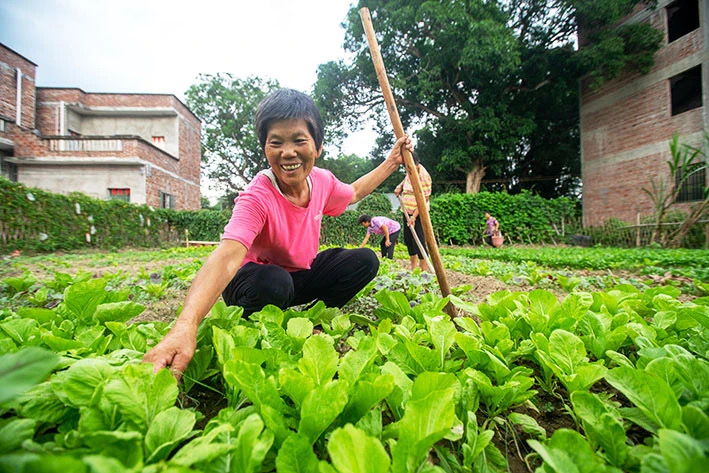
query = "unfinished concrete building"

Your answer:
(580, 0), (706, 227)
(0, 43), (201, 210)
